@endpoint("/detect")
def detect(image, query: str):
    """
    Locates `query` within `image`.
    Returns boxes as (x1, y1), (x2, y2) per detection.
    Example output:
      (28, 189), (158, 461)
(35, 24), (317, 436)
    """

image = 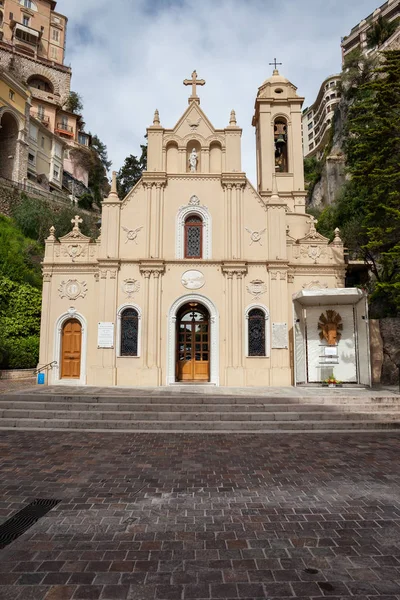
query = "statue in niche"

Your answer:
(318, 310), (343, 346)
(274, 119), (288, 173)
(189, 148), (198, 173)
